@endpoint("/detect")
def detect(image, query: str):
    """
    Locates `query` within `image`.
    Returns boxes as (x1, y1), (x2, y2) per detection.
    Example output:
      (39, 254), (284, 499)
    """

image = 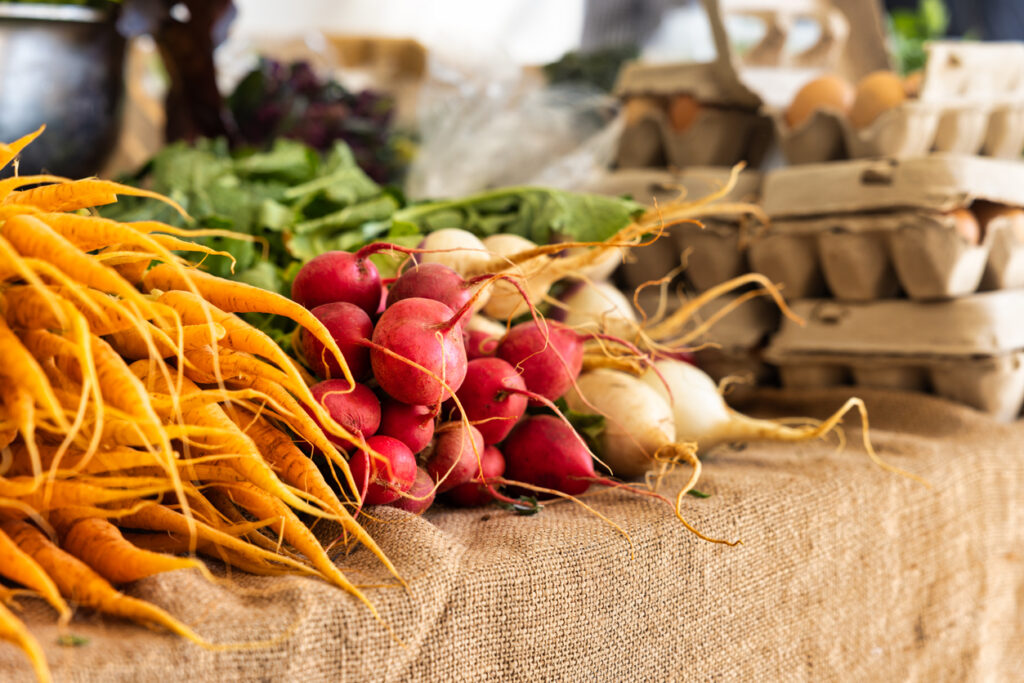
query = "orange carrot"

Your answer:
(0, 318), (67, 431)
(0, 600), (50, 683)
(0, 125), (44, 172)
(57, 515), (205, 584)
(6, 178), (187, 217)
(215, 481), (376, 614)
(142, 263), (353, 387)
(2, 520), (208, 646)
(107, 321), (225, 360)
(0, 526), (70, 622)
